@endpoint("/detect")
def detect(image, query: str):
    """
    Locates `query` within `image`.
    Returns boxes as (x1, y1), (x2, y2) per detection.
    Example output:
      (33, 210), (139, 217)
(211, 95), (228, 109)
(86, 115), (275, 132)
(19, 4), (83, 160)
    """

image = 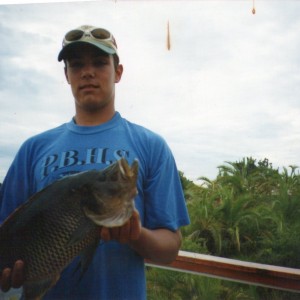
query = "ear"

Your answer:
(115, 64), (123, 83)
(64, 66), (70, 84)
